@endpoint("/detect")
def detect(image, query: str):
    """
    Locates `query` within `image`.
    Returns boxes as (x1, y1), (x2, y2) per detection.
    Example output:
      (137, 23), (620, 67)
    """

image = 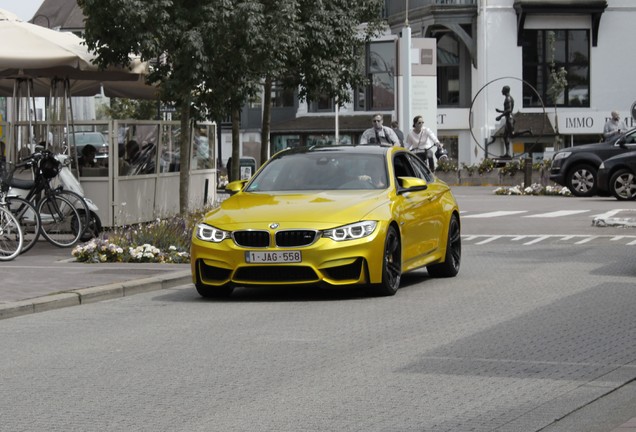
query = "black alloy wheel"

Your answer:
(372, 225), (401, 296)
(427, 213), (461, 278)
